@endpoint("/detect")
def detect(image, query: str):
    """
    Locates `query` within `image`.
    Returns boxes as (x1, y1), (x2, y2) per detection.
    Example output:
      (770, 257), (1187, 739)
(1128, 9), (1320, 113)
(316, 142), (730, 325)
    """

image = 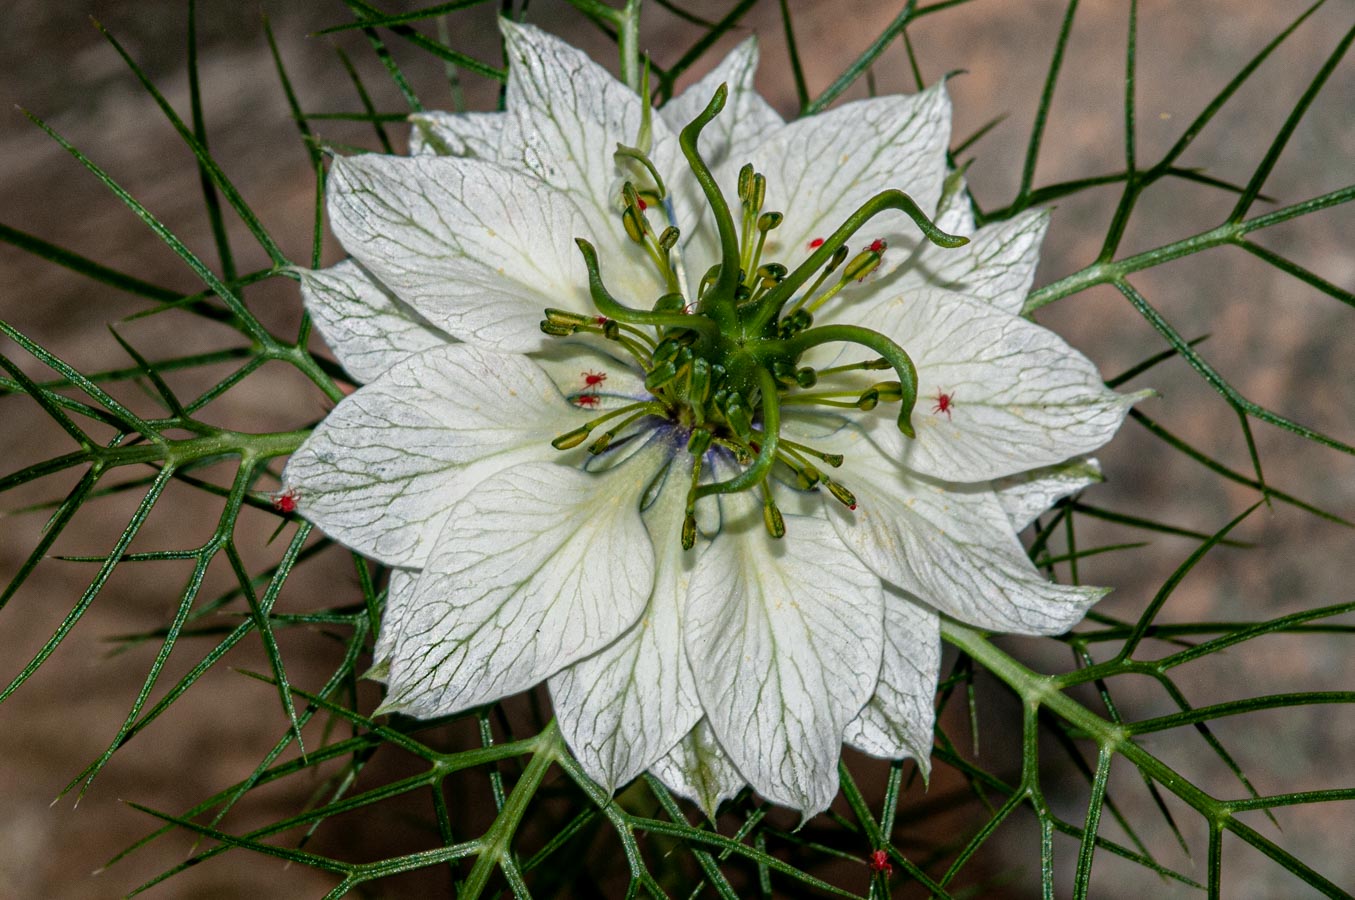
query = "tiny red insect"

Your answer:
(867, 849), (893, 876)
(594, 315), (610, 326)
(932, 389), (955, 420)
(582, 370), (608, 388)
(271, 488), (298, 514)
(868, 238), (887, 254)
(574, 394), (602, 408)
(807, 236), (825, 250)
